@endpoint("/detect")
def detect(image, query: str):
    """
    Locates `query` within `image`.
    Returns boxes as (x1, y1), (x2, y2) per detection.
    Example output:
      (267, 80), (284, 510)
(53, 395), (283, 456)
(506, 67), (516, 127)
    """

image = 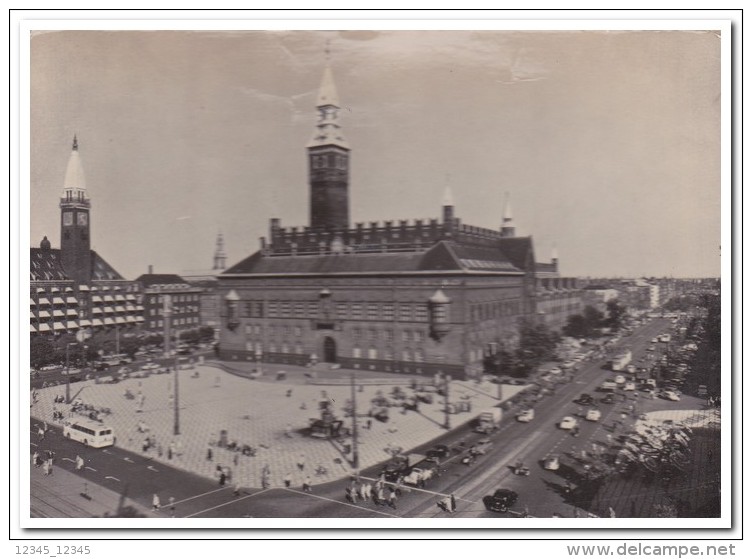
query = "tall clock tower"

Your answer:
(307, 65), (350, 230)
(60, 135), (92, 284)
